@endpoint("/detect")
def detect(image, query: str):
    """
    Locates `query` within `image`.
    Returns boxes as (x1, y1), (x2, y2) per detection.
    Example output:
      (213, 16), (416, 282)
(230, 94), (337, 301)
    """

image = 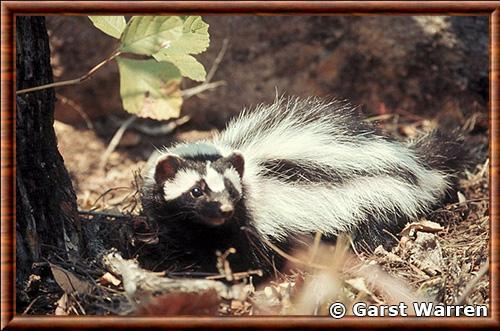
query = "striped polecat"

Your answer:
(140, 97), (468, 276)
